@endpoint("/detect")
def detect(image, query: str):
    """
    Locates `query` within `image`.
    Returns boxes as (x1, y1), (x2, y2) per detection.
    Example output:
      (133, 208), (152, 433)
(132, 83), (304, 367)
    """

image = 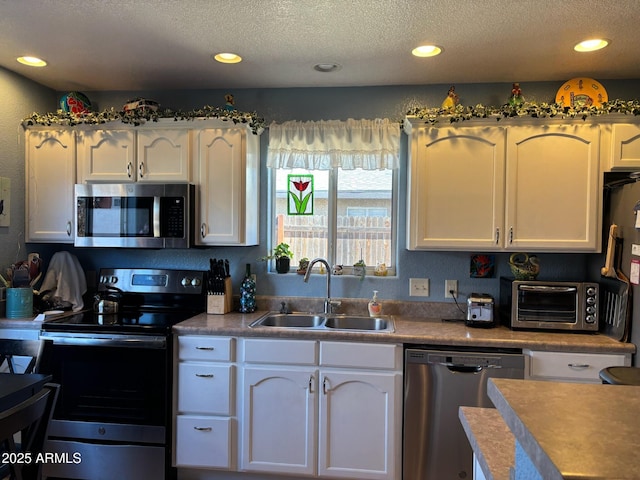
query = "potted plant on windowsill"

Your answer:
(296, 257), (310, 275)
(260, 243), (294, 274)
